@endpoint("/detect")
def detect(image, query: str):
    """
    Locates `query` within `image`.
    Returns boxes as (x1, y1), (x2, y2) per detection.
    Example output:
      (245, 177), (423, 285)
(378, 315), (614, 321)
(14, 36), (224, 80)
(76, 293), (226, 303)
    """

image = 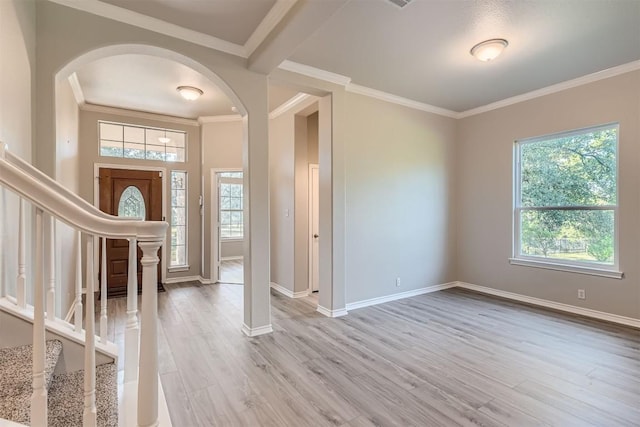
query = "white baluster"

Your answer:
(83, 238), (97, 426)
(74, 230), (83, 333)
(137, 240), (162, 427)
(124, 238), (139, 383)
(46, 215), (56, 320)
(100, 237), (108, 343)
(16, 198), (26, 308)
(31, 208), (47, 426)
